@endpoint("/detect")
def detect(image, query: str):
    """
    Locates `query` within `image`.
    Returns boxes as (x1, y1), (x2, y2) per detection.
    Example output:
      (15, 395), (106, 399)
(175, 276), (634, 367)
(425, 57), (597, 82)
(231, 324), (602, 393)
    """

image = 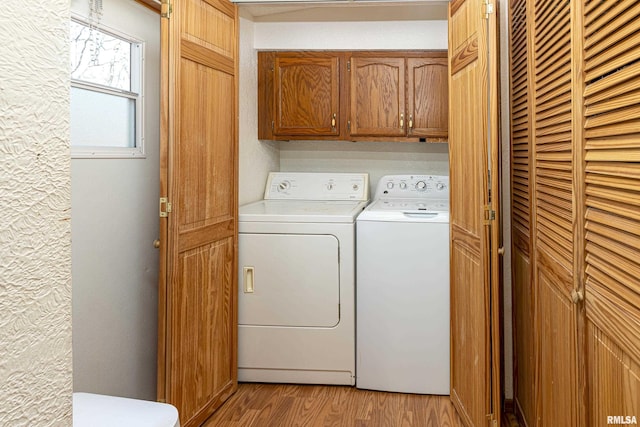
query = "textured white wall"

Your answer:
(70, 0), (160, 400)
(239, 17), (280, 205)
(0, 0), (73, 425)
